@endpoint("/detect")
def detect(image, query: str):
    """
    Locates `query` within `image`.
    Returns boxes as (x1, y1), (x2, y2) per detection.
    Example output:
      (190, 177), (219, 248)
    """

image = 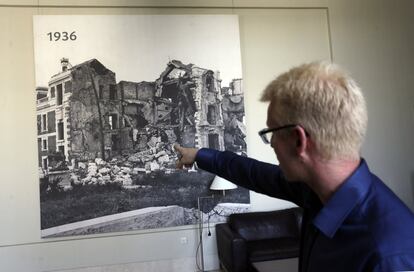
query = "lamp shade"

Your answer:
(210, 176), (237, 191)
